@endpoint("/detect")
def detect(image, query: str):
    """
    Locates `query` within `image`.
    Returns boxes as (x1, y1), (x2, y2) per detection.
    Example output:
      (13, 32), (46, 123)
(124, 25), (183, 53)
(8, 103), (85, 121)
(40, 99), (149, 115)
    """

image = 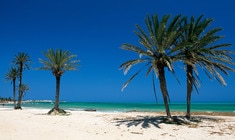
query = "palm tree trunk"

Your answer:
(158, 67), (171, 118)
(13, 79), (16, 109)
(186, 65), (193, 119)
(54, 76), (61, 110)
(48, 75), (66, 115)
(16, 94), (23, 109)
(16, 63), (23, 109)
